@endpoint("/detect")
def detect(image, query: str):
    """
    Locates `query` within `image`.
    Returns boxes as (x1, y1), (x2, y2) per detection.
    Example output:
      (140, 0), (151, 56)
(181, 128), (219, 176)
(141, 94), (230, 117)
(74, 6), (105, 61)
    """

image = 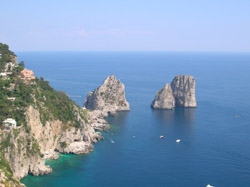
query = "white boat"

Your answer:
(160, 136), (164, 139)
(176, 139), (181, 143)
(111, 140), (115, 144)
(206, 184), (215, 187)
